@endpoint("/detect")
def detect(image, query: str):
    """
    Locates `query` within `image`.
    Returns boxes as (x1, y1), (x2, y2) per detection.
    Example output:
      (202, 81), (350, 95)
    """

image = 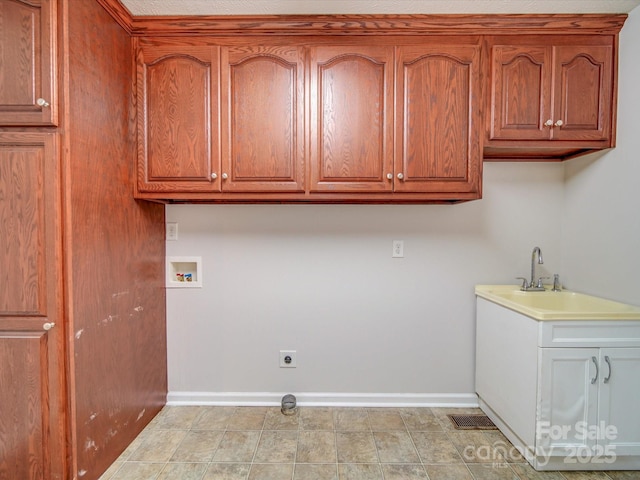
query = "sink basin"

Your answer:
(475, 285), (640, 320)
